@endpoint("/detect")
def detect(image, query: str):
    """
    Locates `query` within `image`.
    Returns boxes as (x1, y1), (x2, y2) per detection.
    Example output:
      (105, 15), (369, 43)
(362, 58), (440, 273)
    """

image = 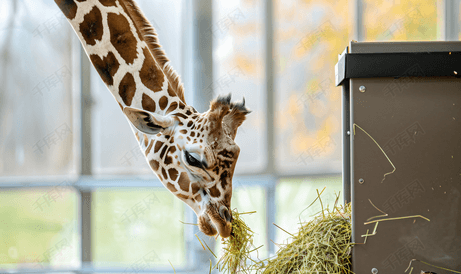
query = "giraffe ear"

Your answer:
(123, 107), (175, 135)
(222, 97), (251, 140)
